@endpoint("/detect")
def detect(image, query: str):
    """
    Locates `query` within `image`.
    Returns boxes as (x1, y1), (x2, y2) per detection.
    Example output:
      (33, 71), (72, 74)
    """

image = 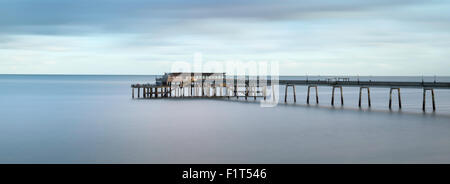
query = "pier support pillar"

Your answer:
(213, 82), (217, 97)
(331, 86), (343, 106)
(181, 81), (184, 97)
(165, 87), (168, 98)
(143, 88), (146, 98)
(245, 85), (248, 100)
(359, 87), (371, 108)
(263, 86), (267, 100)
(307, 85), (319, 104)
(389, 88), (402, 109)
(160, 87), (162, 98)
(423, 88), (436, 112)
(164, 87), (166, 98)
(201, 80), (204, 97)
(272, 84), (276, 102)
(132, 88), (135, 99)
(144, 88), (147, 98)
(284, 84), (296, 103)
(137, 87), (140, 98)
(254, 86), (257, 100)
(149, 88), (152, 98)
(235, 83), (238, 99)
